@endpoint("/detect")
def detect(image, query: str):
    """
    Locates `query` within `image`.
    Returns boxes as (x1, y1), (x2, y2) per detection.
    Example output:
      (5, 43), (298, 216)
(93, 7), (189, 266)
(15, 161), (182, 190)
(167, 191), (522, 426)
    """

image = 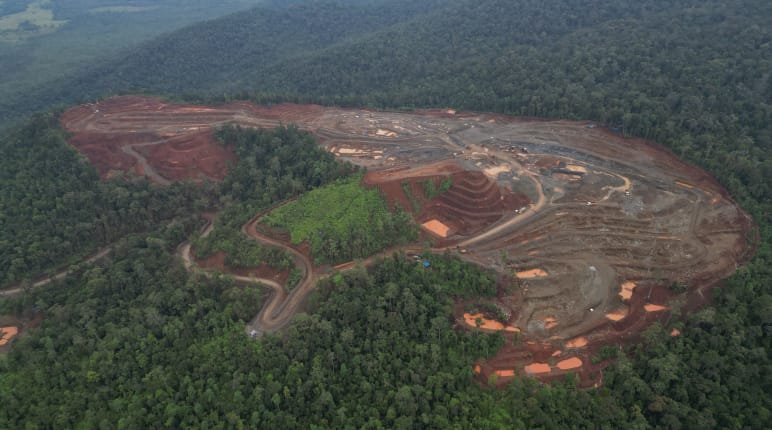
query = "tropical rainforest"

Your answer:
(0, 0), (770, 428)
(0, 0), (262, 116)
